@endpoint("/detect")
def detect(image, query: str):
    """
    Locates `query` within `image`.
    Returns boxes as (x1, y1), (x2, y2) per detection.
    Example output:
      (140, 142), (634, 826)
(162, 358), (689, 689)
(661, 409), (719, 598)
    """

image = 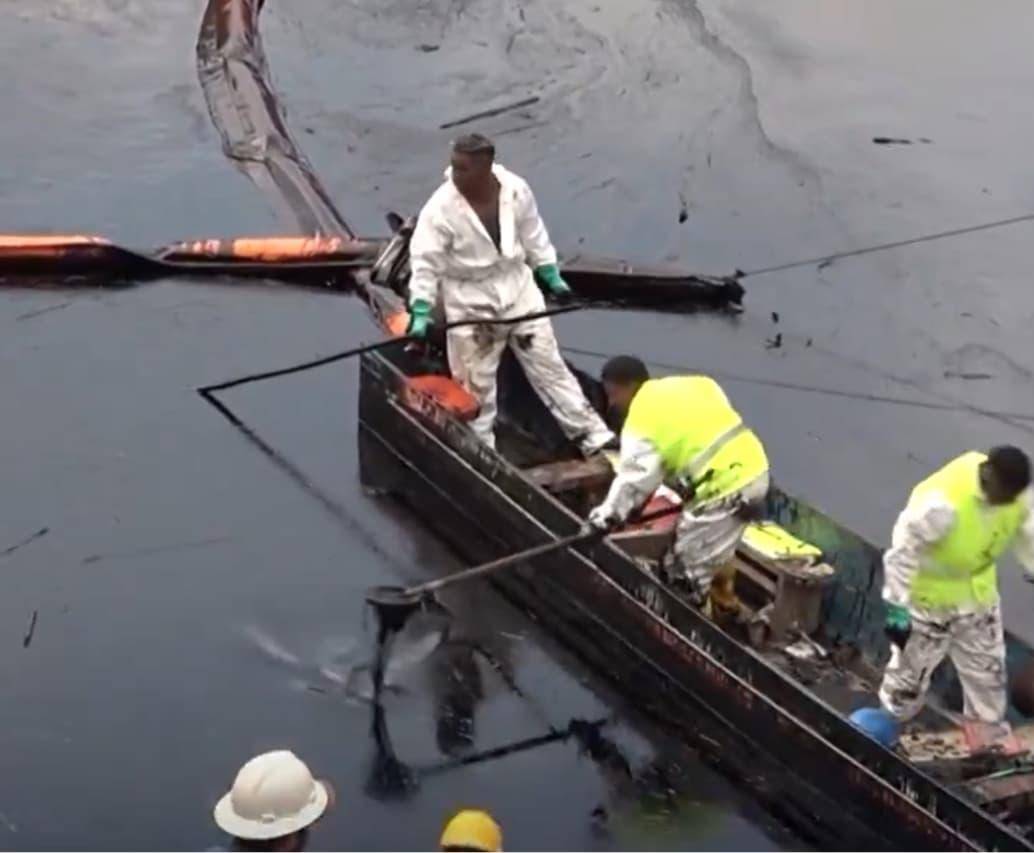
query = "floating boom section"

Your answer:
(196, 0), (354, 238)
